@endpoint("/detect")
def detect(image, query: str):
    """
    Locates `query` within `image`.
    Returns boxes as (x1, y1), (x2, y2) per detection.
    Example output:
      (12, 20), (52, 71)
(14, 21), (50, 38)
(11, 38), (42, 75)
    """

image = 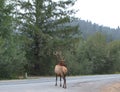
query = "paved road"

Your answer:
(0, 74), (120, 92)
